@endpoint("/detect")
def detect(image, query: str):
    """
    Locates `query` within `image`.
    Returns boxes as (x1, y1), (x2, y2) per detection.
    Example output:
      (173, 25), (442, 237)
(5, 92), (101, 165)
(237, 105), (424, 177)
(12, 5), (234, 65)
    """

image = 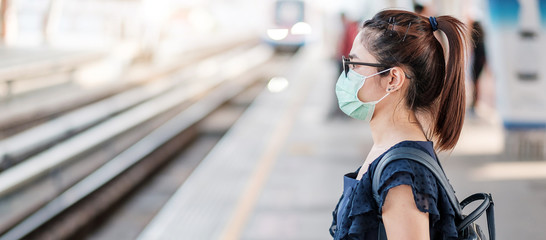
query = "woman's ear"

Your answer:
(386, 67), (407, 92)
